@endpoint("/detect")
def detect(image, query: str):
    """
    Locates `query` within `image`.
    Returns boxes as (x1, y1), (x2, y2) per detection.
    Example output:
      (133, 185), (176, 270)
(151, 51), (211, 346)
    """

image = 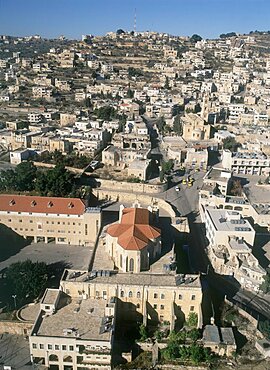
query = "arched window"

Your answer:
(63, 355), (73, 363)
(120, 254), (122, 268)
(137, 291), (141, 298)
(129, 258), (134, 272)
(49, 354), (59, 362)
(120, 290), (124, 298)
(126, 257), (129, 272)
(128, 291), (133, 298)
